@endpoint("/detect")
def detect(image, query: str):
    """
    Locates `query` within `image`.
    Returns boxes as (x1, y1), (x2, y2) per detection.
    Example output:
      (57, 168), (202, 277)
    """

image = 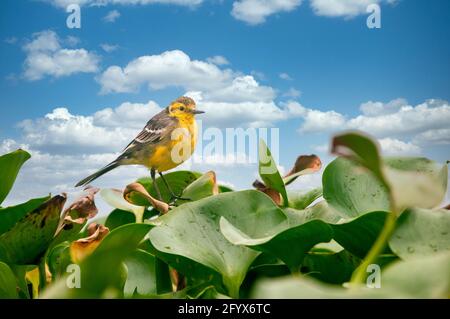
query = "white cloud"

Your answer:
(4, 37), (18, 44)
(23, 30), (99, 81)
(310, 0), (391, 18)
(231, 0), (302, 25)
(98, 50), (235, 94)
(65, 35), (80, 46)
(17, 100), (162, 154)
(46, 0), (203, 9)
(378, 138), (421, 156)
(293, 99), (450, 143)
(100, 43), (119, 52)
(279, 72), (292, 80)
(285, 101), (346, 133)
(206, 55), (230, 66)
(103, 9), (121, 23)
(413, 128), (450, 145)
(283, 87), (301, 98)
(347, 99), (450, 139)
(359, 98), (407, 116)
(97, 50), (290, 127)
